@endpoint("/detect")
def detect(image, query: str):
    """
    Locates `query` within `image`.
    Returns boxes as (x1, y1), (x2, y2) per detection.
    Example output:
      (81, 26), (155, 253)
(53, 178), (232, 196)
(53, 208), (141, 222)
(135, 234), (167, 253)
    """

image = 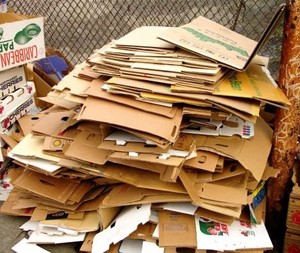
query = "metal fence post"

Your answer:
(267, 0), (300, 212)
